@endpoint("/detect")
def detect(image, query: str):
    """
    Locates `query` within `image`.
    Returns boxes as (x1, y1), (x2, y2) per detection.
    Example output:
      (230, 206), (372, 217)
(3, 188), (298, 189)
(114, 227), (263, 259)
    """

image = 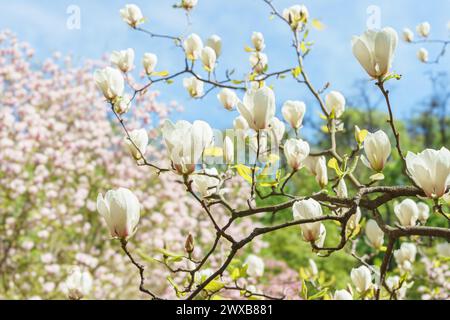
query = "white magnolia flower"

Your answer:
(195, 268), (213, 284)
(282, 100), (306, 129)
(251, 32), (265, 51)
(113, 94), (131, 115)
(125, 129), (148, 160)
(120, 4), (144, 28)
(386, 276), (408, 299)
(201, 46), (217, 72)
(249, 52), (268, 73)
(365, 219), (384, 249)
(270, 117), (285, 145)
(402, 28), (414, 42)
(206, 34), (222, 57)
(347, 207), (362, 231)
(282, 5), (309, 30)
(217, 88), (239, 111)
(183, 33), (203, 60)
(293, 199), (324, 243)
(325, 91), (346, 118)
(352, 27), (398, 79)
(405, 147), (450, 198)
(333, 289), (353, 300)
(223, 136), (234, 164)
(350, 265), (372, 293)
(362, 130), (391, 172)
(192, 168), (220, 198)
(436, 242), (450, 258)
(284, 139), (310, 171)
(110, 48), (134, 73)
(181, 0), (198, 10)
(237, 86), (275, 130)
(394, 199), (419, 227)
(142, 53), (158, 75)
(97, 188), (140, 240)
(183, 76), (204, 98)
(304, 156), (328, 188)
(336, 179), (348, 198)
(161, 120), (213, 175)
(233, 116), (249, 140)
(416, 22), (431, 38)
(394, 243), (417, 272)
(417, 202), (429, 225)
(94, 67), (124, 101)
(417, 48), (429, 63)
(245, 255), (265, 278)
(64, 268), (93, 300)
